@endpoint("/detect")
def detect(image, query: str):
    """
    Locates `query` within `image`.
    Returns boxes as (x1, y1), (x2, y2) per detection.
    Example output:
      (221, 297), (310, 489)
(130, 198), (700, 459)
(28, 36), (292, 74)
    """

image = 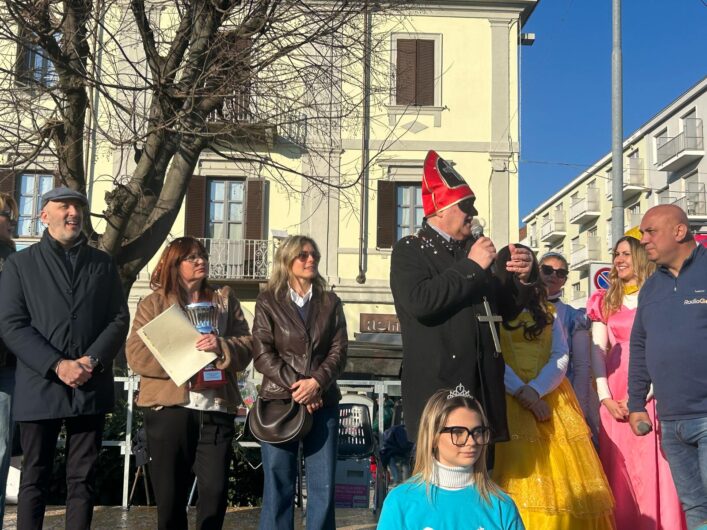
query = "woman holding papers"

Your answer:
(252, 235), (348, 530)
(126, 236), (252, 530)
